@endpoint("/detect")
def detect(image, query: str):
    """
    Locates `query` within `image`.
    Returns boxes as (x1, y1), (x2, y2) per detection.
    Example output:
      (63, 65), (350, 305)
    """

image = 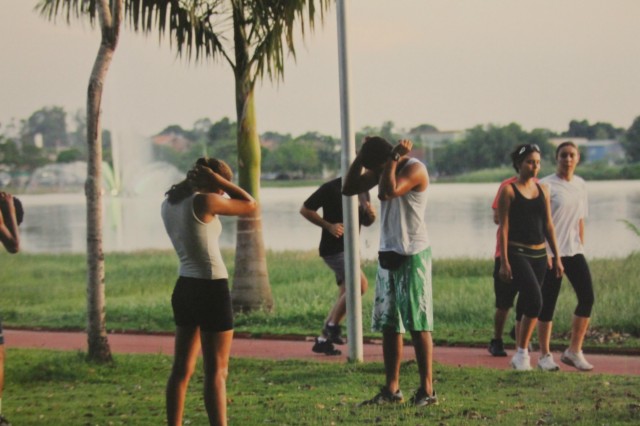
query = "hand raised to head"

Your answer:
(392, 139), (413, 157)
